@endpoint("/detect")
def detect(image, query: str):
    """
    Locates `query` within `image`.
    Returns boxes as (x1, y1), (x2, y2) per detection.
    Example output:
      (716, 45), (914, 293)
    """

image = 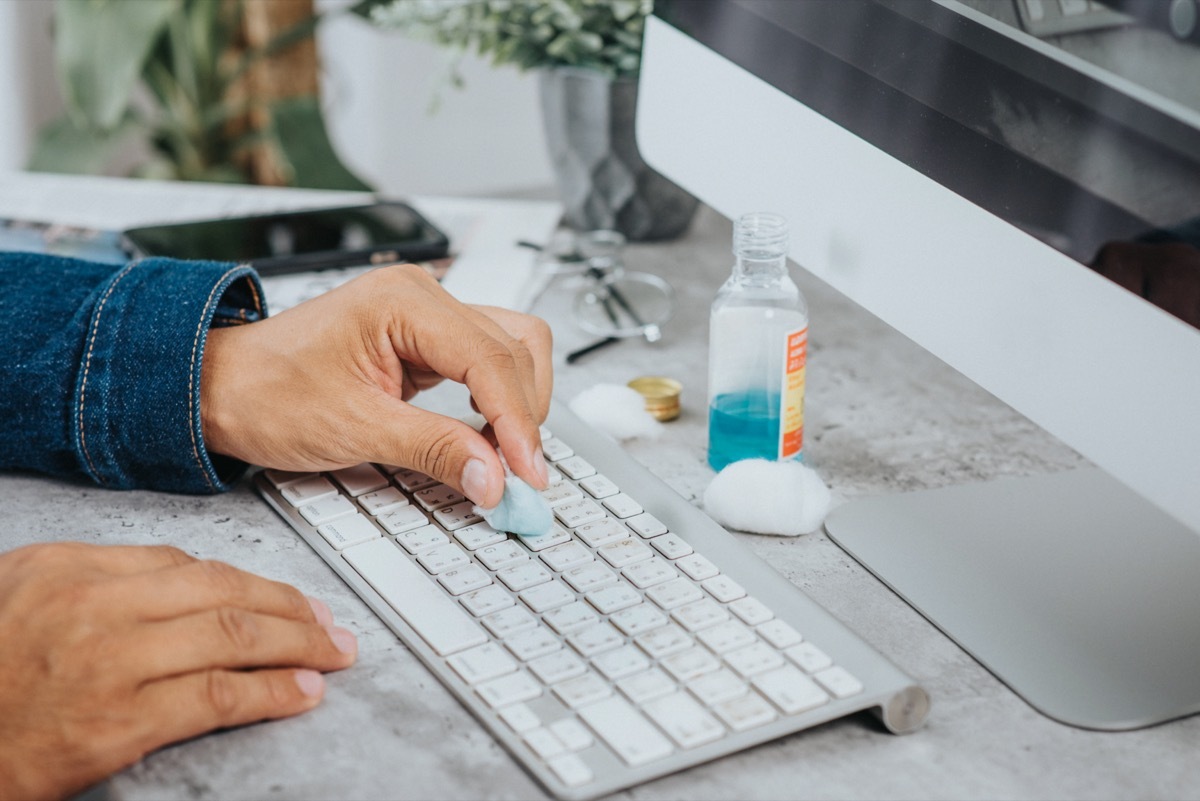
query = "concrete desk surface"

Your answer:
(3, 193), (1197, 800)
